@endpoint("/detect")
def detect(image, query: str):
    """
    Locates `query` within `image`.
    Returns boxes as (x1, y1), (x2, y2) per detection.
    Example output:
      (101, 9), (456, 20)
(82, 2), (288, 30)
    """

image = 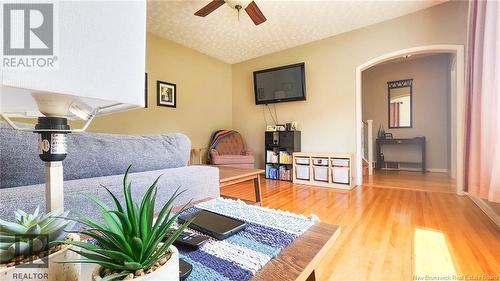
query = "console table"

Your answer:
(376, 137), (426, 172)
